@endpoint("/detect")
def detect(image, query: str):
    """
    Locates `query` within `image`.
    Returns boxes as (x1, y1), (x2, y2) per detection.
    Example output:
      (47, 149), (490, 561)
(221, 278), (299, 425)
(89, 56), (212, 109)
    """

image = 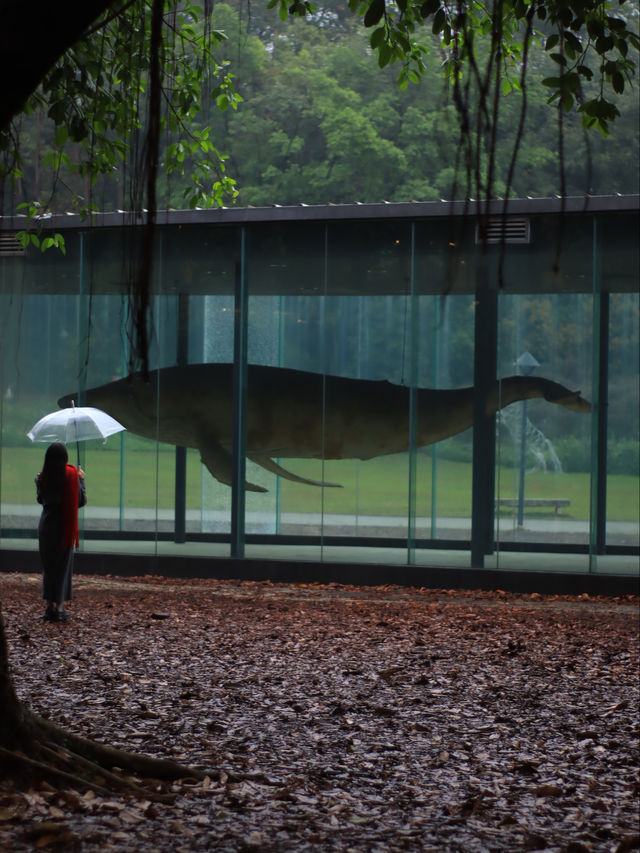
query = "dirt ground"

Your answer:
(0, 572), (638, 852)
